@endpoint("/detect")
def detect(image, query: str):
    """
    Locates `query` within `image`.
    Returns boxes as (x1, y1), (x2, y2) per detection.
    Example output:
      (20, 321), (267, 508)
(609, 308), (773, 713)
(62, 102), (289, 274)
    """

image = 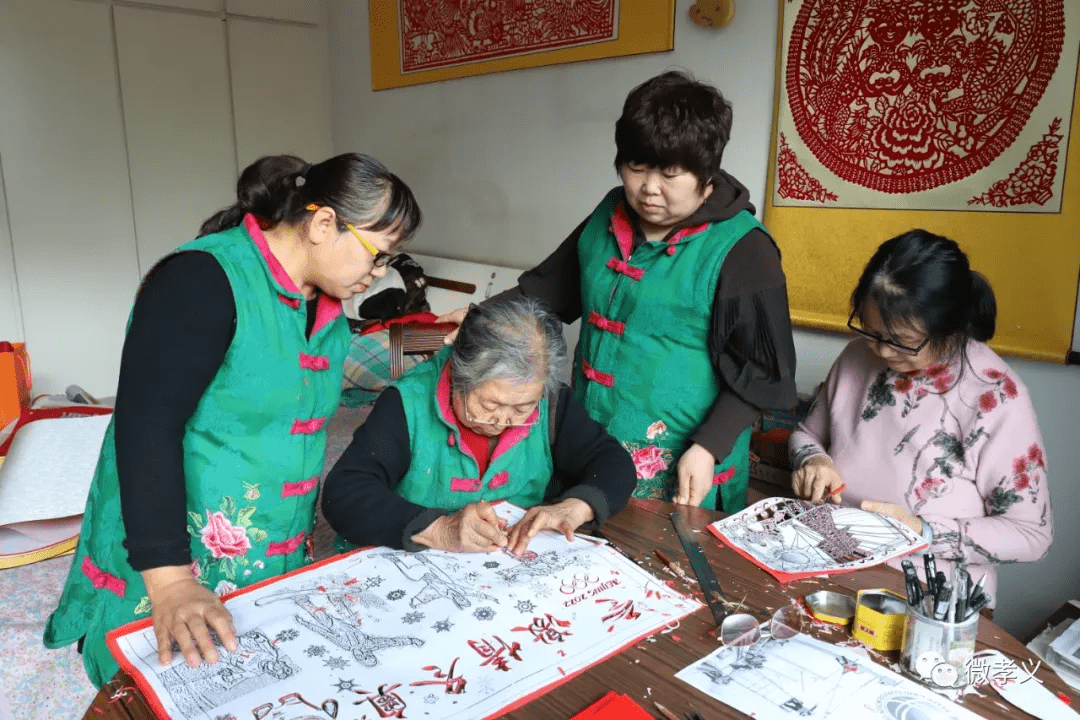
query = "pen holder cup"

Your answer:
(900, 606), (979, 689)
